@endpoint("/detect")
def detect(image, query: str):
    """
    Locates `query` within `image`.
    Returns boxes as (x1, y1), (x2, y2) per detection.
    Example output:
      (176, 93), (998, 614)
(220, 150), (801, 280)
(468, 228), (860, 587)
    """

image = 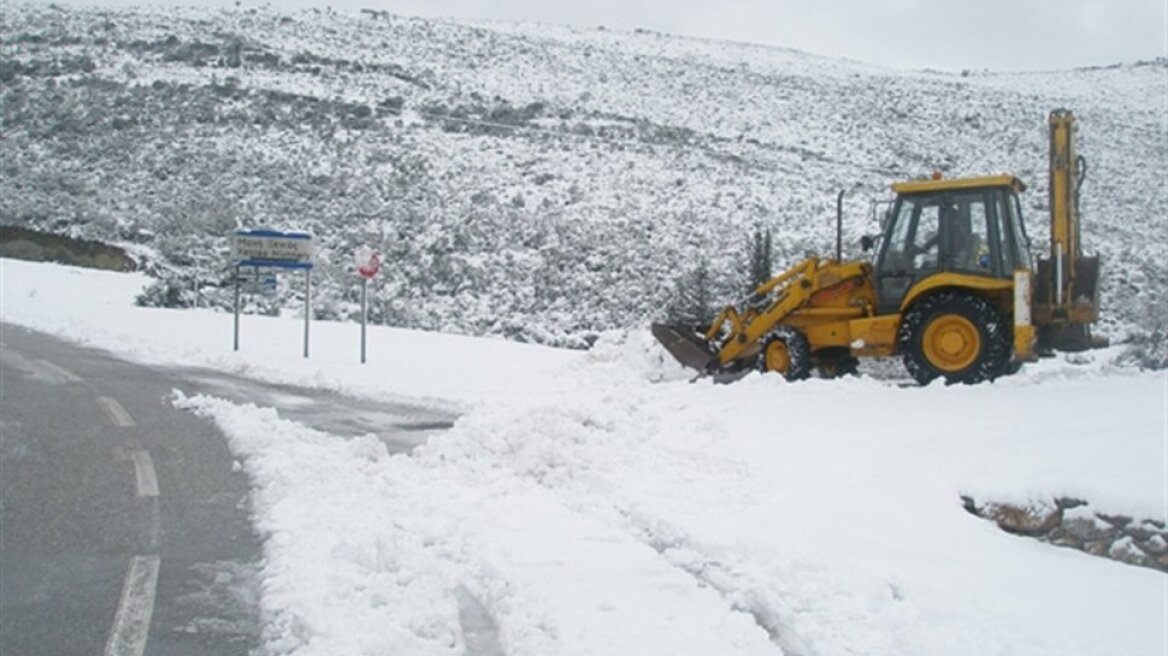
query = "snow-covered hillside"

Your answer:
(3, 257), (1166, 656)
(2, 3), (1165, 350)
